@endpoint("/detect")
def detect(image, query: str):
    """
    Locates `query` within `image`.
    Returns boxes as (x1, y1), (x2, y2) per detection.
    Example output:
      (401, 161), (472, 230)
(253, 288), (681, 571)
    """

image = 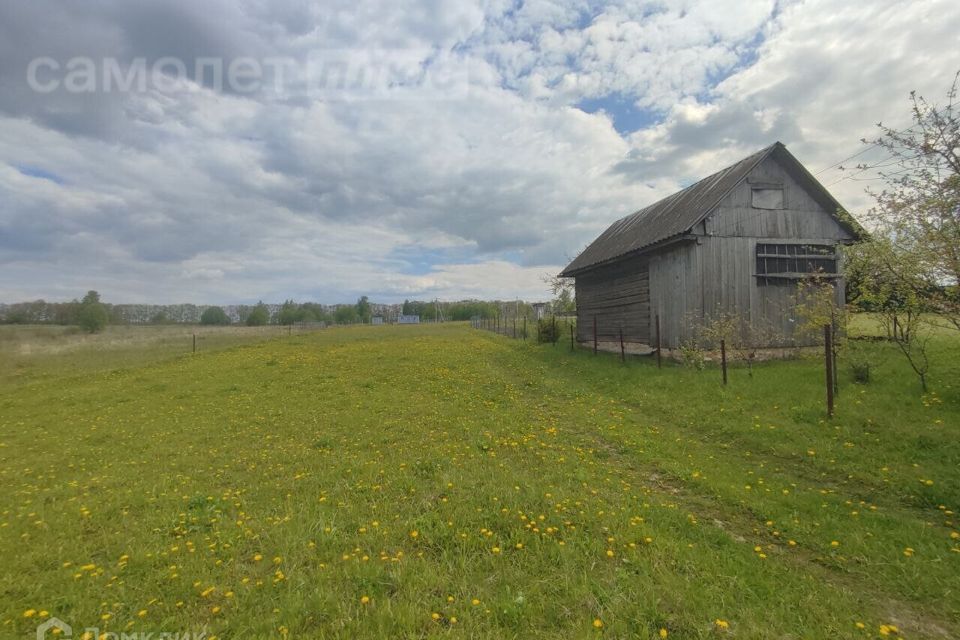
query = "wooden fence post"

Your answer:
(570, 324), (575, 351)
(523, 317), (527, 340)
(619, 324), (625, 362)
(552, 316), (557, 346)
(831, 314), (839, 395)
(824, 324), (834, 417)
(655, 314), (662, 369)
(593, 315), (598, 354)
(720, 339), (728, 386)
(513, 319), (516, 339)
